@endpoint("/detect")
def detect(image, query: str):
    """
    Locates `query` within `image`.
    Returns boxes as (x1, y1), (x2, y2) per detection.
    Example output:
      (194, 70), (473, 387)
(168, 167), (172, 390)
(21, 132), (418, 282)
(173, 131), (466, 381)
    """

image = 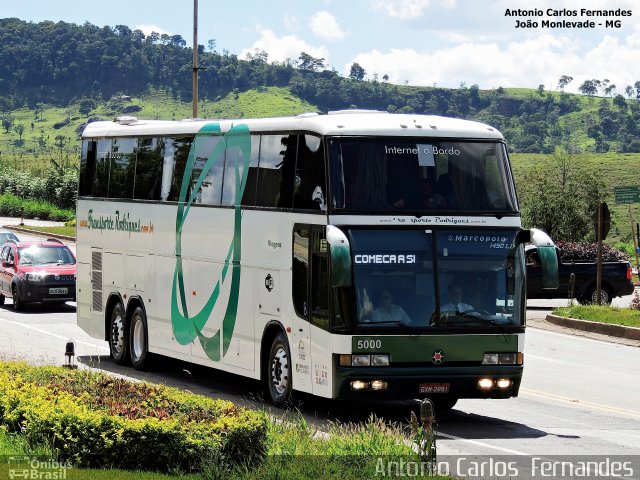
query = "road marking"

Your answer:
(521, 388), (640, 419)
(437, 431), (529, 455)
(525, 353), (589, 369)
(0, 316), (108, 350)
